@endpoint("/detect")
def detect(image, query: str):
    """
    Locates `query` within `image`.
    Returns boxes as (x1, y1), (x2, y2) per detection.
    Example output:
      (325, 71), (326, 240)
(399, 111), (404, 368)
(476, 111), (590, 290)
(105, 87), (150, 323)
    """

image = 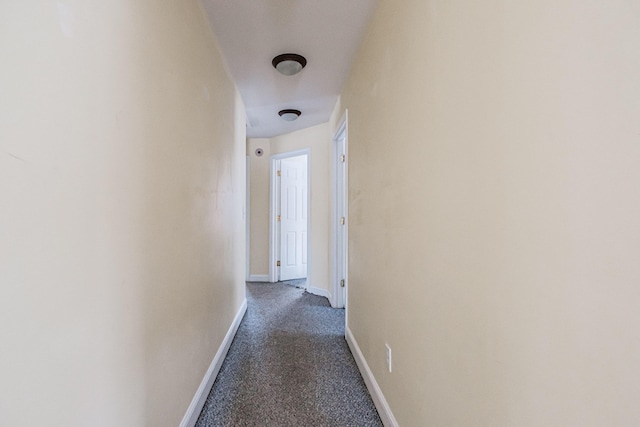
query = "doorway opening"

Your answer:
(331, 113), (348, 310)
(269, 149), (310, 287)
